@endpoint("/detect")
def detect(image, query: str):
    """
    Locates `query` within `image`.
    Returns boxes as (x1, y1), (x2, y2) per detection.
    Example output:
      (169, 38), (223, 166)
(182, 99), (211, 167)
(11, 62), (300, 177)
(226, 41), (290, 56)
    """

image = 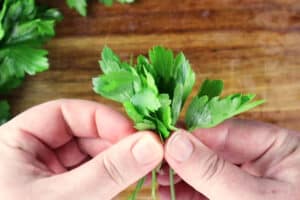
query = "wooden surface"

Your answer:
(3, 0), (300, 199)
